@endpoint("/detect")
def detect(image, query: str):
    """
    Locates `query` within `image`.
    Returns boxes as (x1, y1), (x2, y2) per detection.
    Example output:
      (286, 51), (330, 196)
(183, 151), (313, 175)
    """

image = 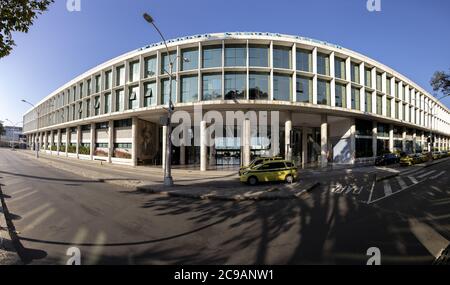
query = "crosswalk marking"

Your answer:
(408, 176), (418, 184)
(396, 176), (407, 189)
(430, 171), (446, 180)
(383, 180), (393, 196)
(417, 170), (436, 179)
